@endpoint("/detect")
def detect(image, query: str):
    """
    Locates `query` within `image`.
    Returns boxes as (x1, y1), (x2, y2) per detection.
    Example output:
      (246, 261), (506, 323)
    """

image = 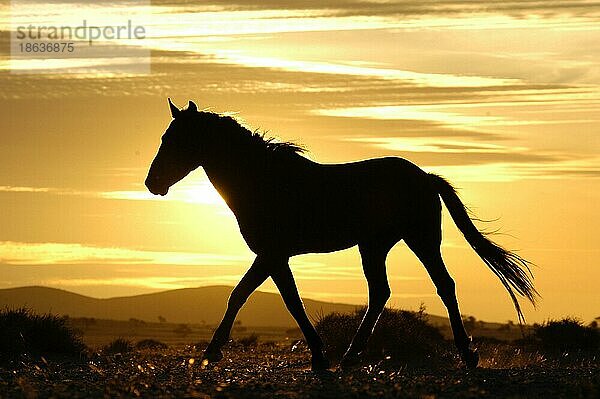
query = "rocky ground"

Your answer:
(1, 342), (598, 398)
